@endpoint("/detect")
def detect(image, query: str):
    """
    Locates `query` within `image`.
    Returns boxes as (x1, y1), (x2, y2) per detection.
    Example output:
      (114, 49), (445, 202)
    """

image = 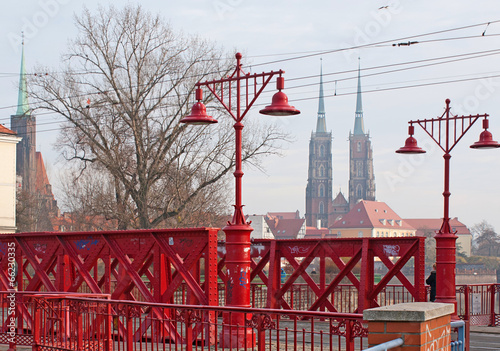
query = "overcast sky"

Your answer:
(1, 0), (500, 233)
